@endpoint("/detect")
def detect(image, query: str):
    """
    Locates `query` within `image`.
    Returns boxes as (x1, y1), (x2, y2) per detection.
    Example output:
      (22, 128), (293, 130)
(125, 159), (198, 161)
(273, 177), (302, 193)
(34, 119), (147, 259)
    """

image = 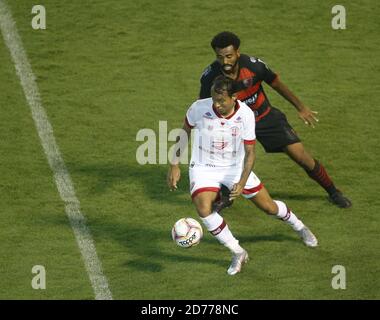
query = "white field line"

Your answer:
(0, 0), (112, 300)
